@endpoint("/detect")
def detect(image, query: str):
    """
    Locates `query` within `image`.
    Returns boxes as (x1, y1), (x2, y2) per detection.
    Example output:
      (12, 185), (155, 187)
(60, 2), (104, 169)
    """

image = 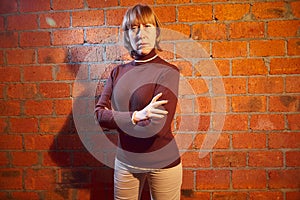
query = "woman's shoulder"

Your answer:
(156, 57), (179, 72)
